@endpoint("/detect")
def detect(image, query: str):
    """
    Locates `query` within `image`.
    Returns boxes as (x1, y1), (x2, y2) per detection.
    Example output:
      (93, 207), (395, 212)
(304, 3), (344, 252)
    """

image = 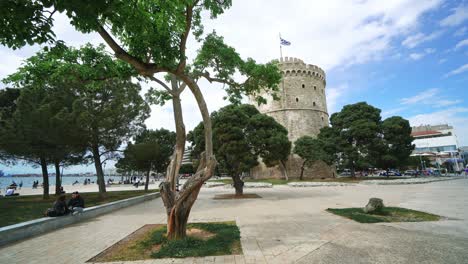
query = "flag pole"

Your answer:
(279, 32), (283, 59)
